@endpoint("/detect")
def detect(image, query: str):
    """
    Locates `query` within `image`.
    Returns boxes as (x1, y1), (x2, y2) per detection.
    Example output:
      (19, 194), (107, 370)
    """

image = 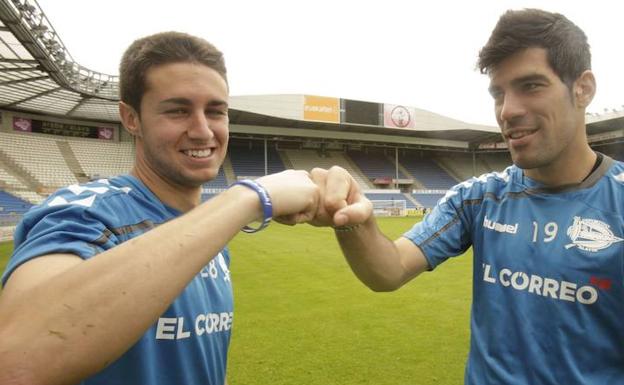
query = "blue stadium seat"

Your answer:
(412, 193), (445, 208)
(399, 155), (457, 189)
(365, 192), (416, 208)
(229, 144), (285, 177)
(347, 150), (407, 180)
(202, 167), (228, 189)
(0, 190), (33, 225)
